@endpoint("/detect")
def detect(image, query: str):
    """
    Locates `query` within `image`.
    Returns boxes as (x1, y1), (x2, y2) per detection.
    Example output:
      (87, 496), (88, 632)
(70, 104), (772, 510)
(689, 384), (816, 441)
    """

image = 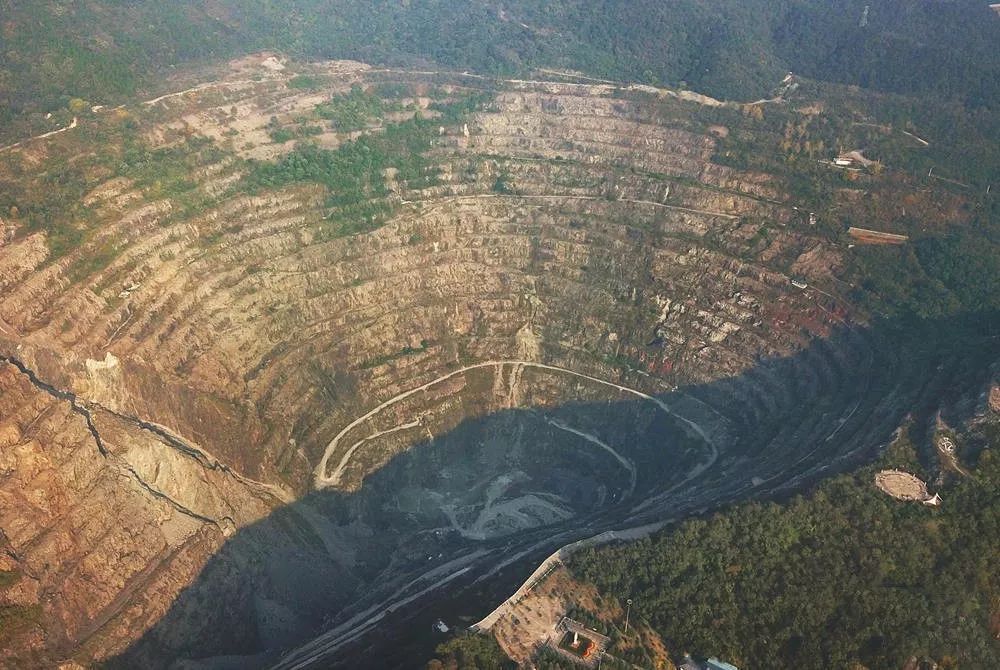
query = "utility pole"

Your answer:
(624, 598), (633, 634)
